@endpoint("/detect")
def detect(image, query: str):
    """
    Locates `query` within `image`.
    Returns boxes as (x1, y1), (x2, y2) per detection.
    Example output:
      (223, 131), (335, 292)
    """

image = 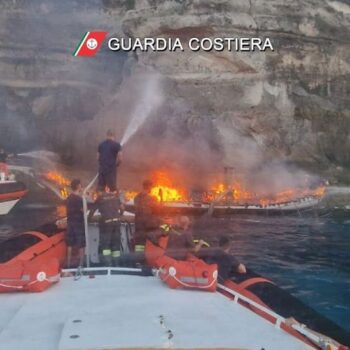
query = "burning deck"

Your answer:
(124, 170), (326, 215)
(40, 169), (326, 215)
